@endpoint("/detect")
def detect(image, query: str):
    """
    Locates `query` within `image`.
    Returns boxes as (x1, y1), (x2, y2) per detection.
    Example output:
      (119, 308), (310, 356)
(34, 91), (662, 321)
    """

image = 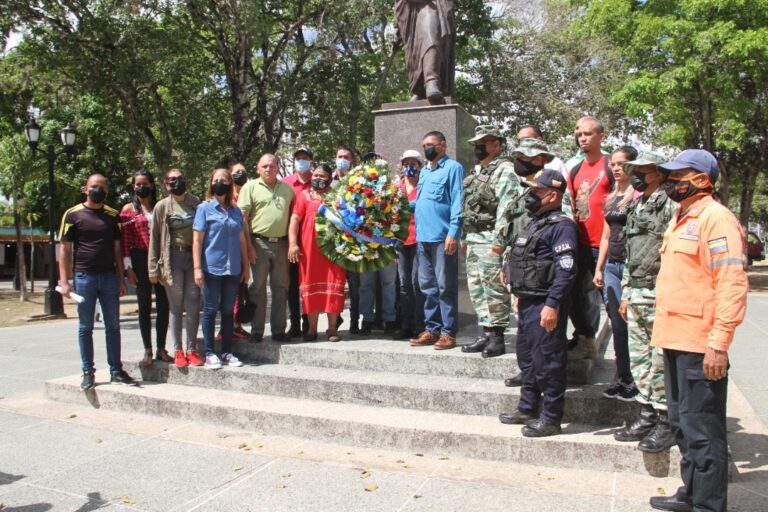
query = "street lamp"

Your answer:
(23, 119), (77, 317)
